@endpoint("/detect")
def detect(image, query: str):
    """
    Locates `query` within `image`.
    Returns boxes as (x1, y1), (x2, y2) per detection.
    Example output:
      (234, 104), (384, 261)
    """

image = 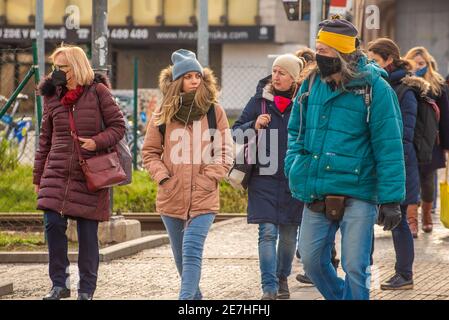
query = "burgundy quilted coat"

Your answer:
(33, 74), (125, 221)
